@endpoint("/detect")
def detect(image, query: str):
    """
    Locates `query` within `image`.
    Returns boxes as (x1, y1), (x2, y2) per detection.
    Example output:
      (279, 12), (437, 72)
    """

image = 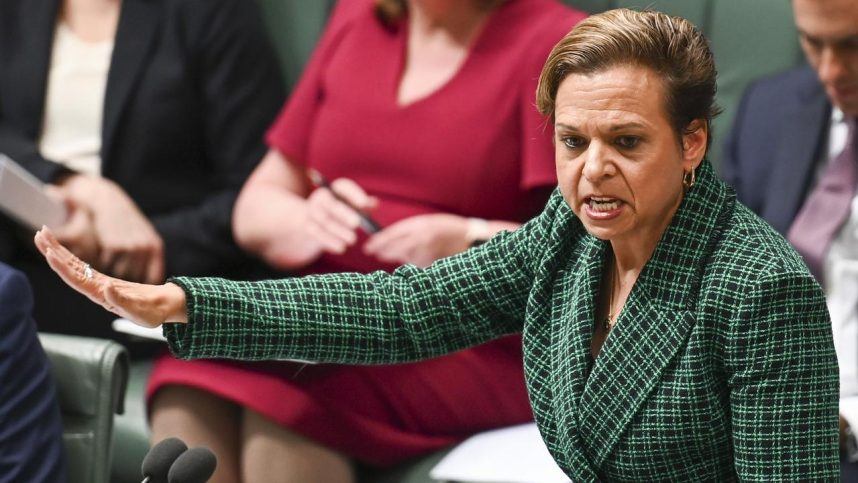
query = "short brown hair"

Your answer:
(536, 9), (721, 154)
